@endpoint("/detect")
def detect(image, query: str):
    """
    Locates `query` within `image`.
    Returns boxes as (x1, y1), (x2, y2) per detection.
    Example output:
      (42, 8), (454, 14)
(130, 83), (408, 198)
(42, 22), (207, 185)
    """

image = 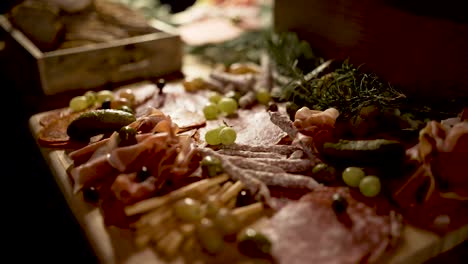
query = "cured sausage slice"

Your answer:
(260, 187), (402, 264)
